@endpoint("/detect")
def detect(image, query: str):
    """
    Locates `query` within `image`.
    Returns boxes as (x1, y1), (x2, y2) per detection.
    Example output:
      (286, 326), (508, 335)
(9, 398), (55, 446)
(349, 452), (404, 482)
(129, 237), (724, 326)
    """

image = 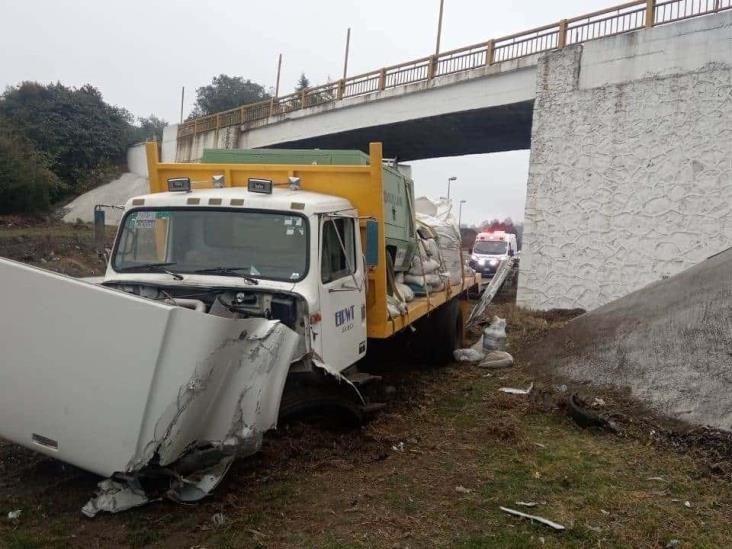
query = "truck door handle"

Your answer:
(329, 284), (359, 293)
